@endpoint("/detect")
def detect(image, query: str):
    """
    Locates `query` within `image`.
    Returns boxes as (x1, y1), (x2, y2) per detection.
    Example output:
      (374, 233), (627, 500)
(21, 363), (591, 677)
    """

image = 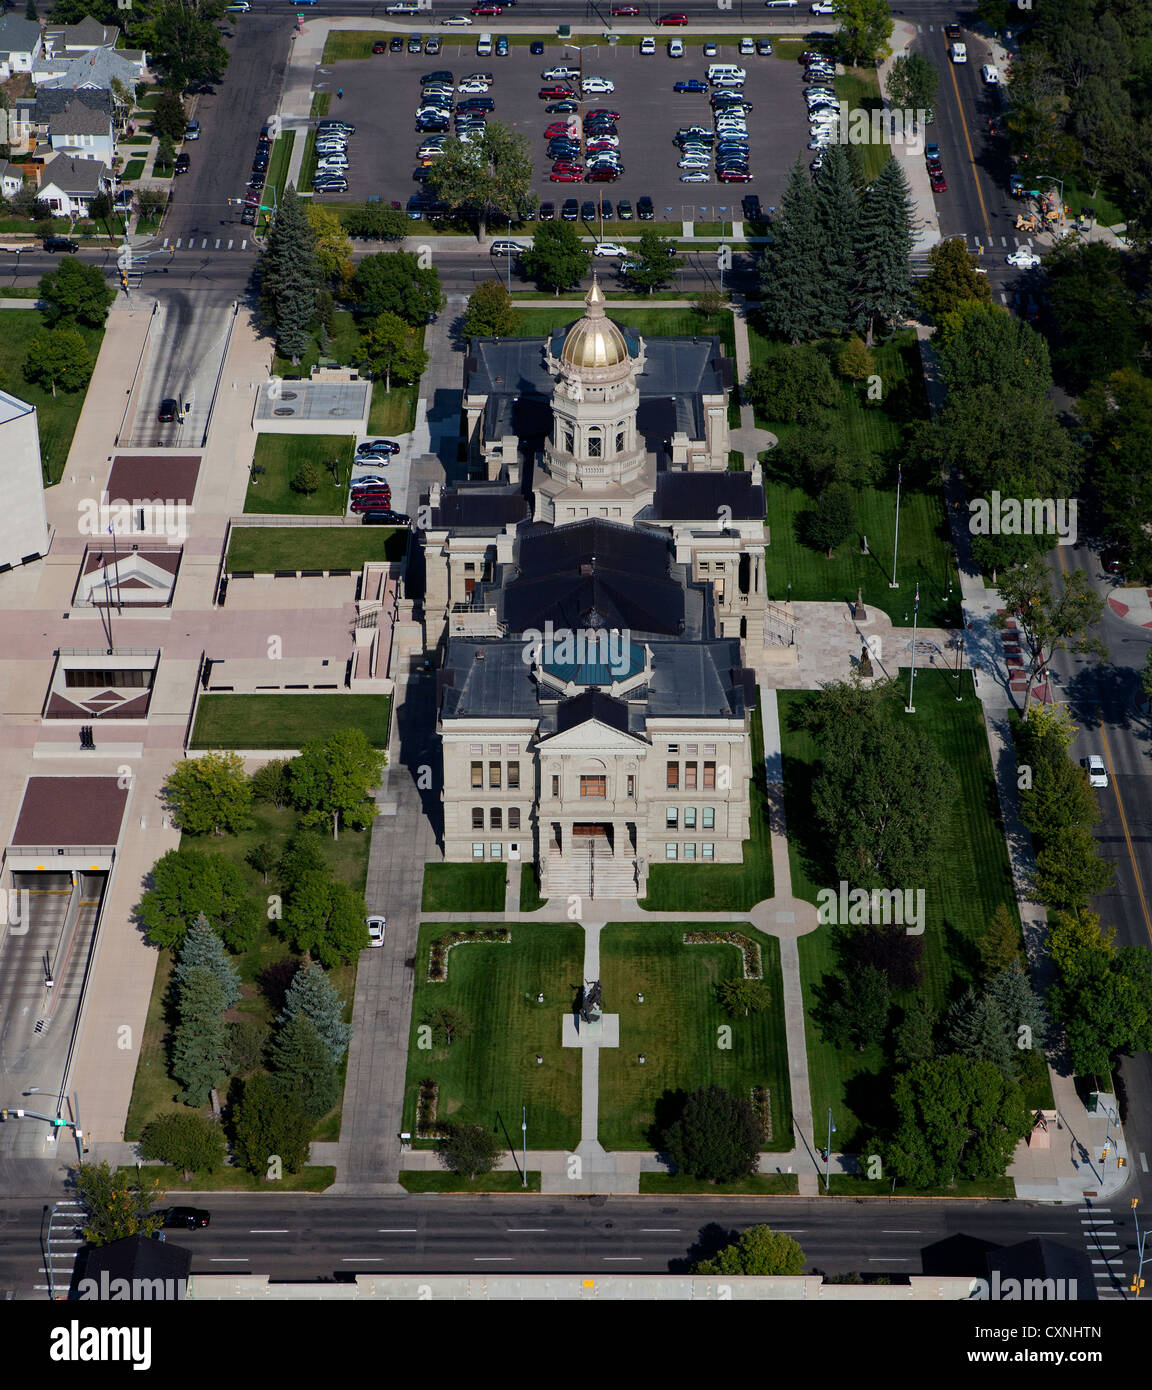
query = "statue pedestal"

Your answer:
(562, 1014), (620, 1048)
